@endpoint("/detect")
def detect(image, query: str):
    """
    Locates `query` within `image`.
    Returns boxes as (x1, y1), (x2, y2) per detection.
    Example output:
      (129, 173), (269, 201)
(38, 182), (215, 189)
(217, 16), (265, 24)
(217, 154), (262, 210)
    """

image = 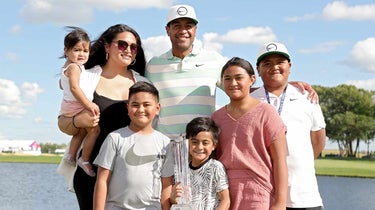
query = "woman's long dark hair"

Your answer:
(85, 24), (146, 76)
